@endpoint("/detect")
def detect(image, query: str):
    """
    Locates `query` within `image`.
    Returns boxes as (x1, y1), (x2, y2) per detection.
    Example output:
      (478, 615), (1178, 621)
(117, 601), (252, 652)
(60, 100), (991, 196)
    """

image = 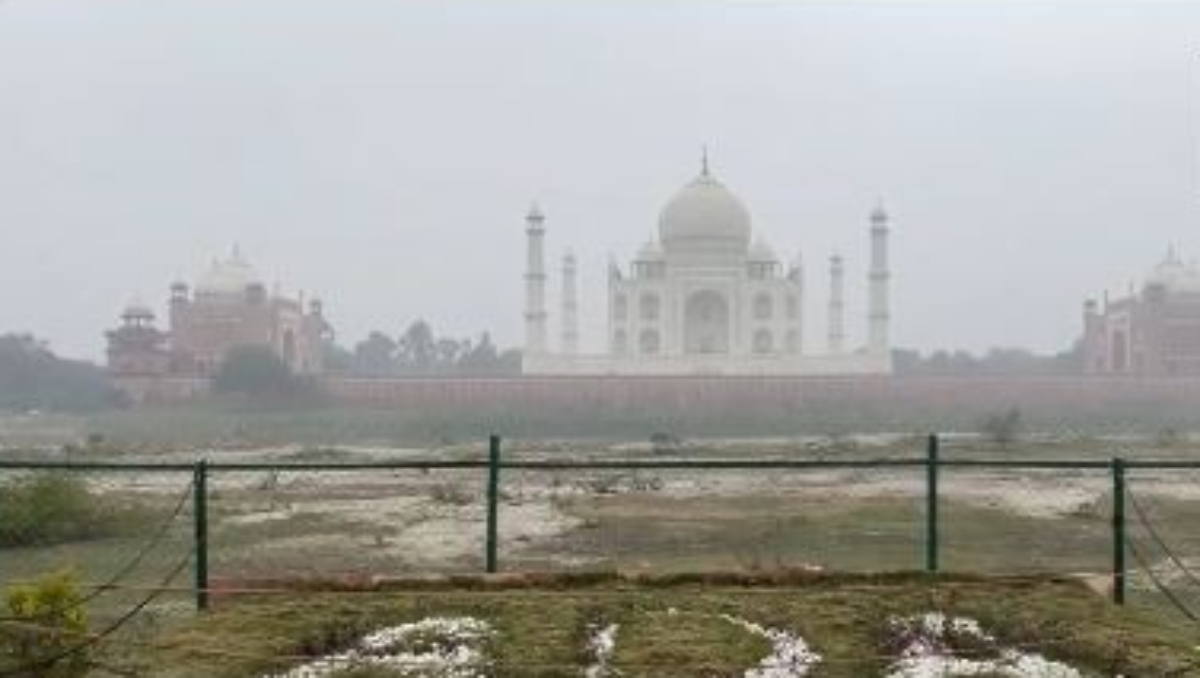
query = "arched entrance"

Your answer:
(684, 290), (730, 354)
